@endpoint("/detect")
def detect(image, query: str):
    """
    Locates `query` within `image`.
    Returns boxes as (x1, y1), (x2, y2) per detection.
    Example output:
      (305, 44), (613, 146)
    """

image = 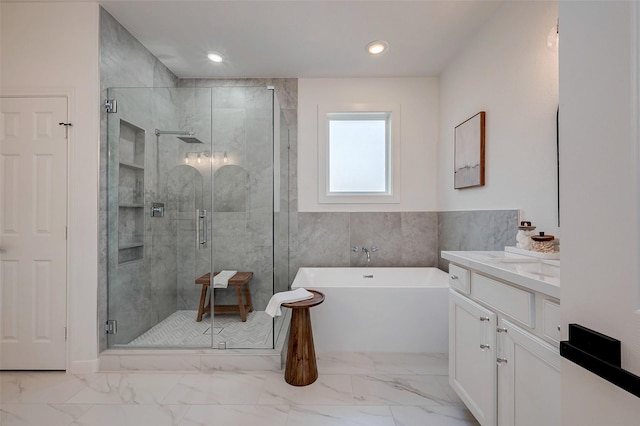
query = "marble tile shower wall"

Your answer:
(99, 8), (179, 349)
